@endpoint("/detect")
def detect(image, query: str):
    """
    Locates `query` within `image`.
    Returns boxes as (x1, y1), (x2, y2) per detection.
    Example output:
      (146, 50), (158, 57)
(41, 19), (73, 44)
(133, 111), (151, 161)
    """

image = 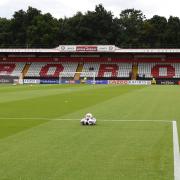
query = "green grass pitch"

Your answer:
(0, 84), (179, 180)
